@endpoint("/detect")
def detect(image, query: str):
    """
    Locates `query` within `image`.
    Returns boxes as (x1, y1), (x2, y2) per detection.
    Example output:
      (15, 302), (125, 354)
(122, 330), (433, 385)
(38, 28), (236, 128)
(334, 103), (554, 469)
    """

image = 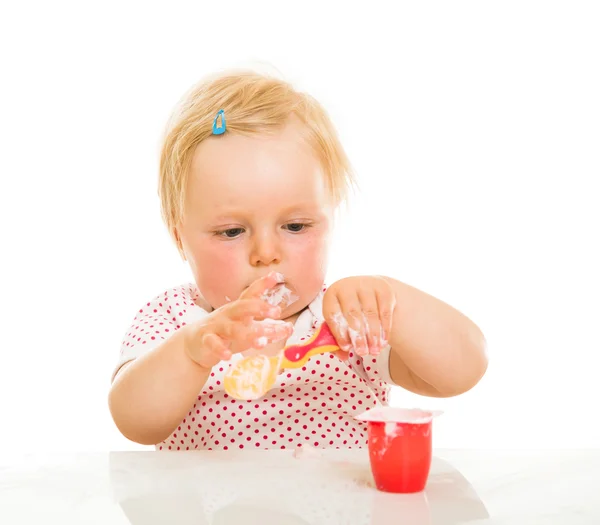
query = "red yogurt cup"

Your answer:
(356, 408), (442, 493)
